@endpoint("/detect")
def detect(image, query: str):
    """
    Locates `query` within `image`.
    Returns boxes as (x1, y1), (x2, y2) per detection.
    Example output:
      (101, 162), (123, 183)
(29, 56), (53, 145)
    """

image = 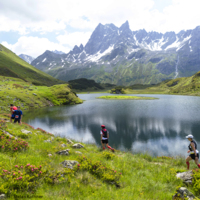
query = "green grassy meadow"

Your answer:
(1, 114), (199, 200)
(0, 75), (82, 113)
